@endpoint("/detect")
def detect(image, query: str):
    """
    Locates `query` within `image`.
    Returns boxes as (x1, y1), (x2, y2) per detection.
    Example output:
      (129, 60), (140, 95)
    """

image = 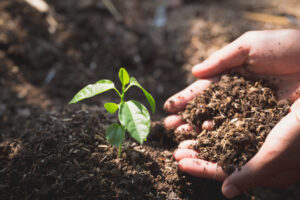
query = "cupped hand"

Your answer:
(164, 29), (300, 198)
